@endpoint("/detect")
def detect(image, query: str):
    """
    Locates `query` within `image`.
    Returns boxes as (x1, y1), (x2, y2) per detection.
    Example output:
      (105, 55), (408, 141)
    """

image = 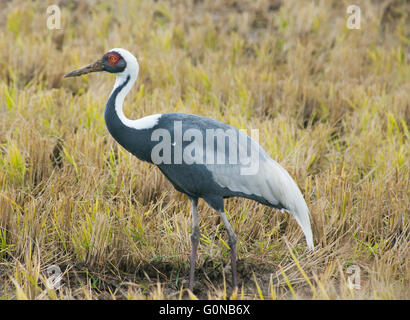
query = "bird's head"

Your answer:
(64, 48), (139, 78)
